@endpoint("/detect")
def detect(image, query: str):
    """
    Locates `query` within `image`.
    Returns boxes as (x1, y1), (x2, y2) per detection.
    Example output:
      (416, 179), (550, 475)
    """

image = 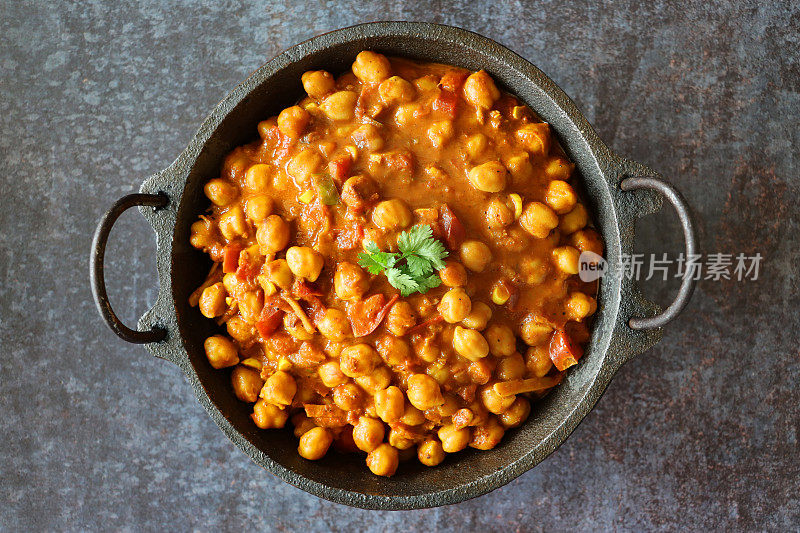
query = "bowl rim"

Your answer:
(134, 21), (666, 509)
